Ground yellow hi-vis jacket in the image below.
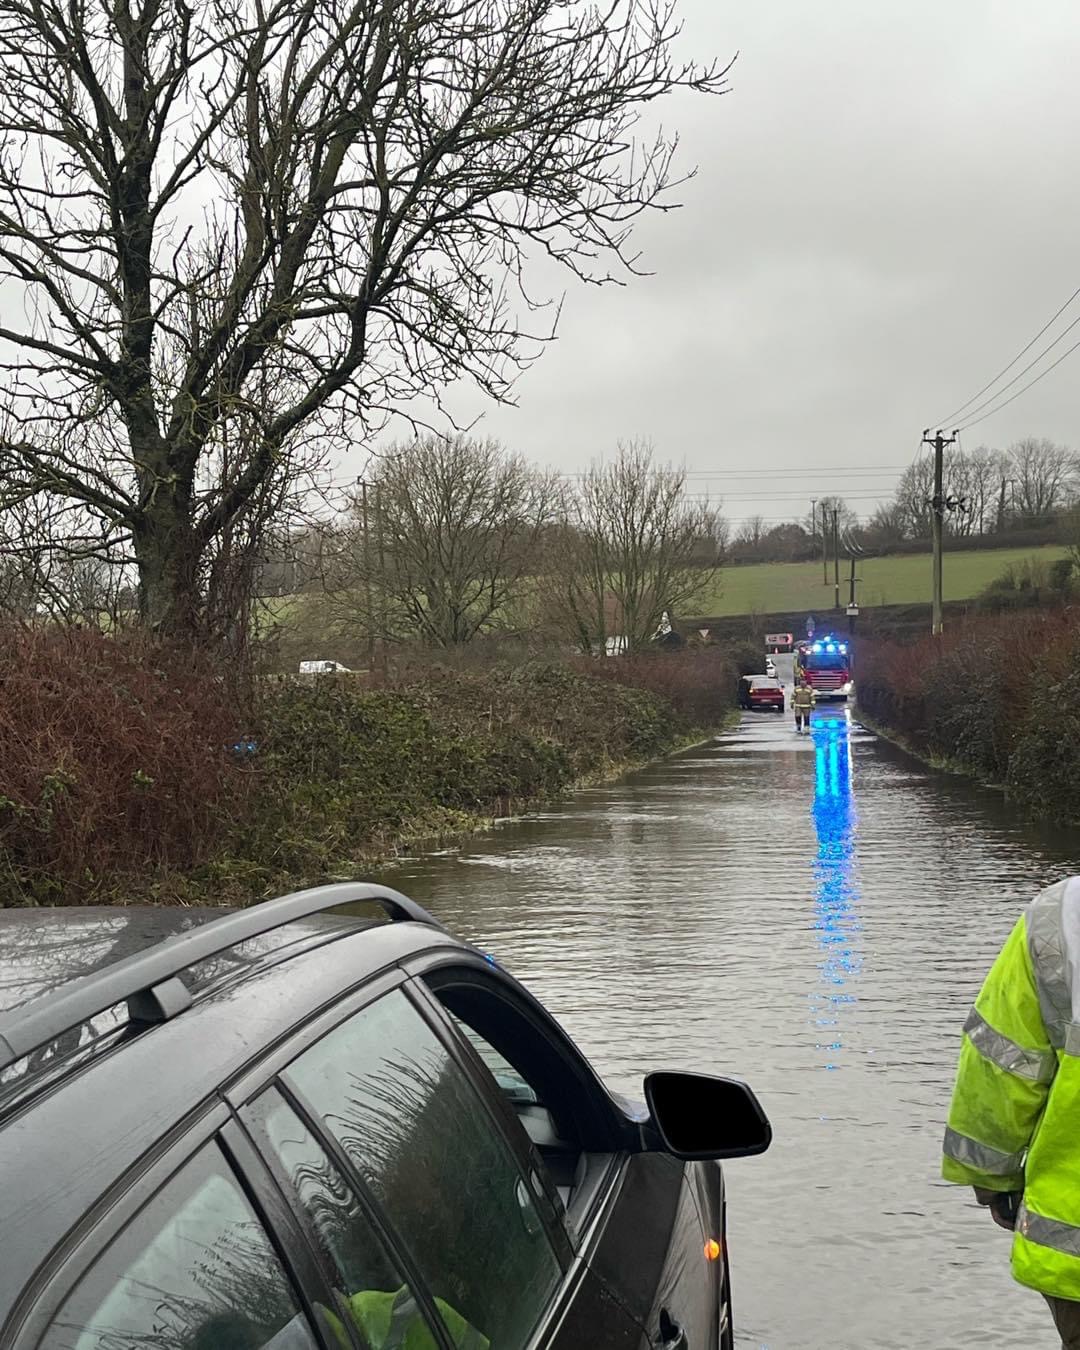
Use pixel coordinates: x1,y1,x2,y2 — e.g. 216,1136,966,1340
792,684,816,712
943,878,1080,1299
328,1287,489,1350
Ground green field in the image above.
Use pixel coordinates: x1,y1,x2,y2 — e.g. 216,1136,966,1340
695,544,1069,617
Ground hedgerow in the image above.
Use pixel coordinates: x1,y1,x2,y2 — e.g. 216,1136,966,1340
0,636,735,906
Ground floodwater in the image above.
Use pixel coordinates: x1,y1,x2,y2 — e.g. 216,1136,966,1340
375,705,1080,1349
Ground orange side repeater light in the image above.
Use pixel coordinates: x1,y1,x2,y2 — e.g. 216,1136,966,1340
704,1238,721,1263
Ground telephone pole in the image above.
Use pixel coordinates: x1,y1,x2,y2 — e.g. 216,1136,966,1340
923,428,958,636
832,508,840,610
357,478,375,670
811,497,817,576
821,502,828,582
375,482,388,677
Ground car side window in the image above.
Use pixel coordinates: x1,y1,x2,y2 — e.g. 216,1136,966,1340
431,996,587,1218
283,989,562,1349
247,1090,444,1350
39,1144,315,1350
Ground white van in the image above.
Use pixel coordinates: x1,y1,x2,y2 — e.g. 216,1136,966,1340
298,660,351,674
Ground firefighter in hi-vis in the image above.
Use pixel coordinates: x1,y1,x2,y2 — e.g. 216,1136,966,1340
791,678,815,733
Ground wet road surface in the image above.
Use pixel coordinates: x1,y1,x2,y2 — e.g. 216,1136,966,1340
376,707,1080,1349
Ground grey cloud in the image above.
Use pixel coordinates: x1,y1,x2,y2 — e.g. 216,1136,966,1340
378,0,1080,523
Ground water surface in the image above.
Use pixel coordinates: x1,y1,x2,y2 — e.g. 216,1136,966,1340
377,709,1080,1349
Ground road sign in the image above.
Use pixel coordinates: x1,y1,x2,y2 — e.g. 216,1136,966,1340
806,616,815,637
698,628,710,640
764,632,793,648
846,604,859,617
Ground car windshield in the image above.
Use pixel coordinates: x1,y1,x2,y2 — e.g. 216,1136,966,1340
803,652,847,670
750,678,780,688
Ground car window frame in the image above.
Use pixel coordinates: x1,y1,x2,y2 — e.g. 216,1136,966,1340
262,979,578,1348
400,980,576,1266
236,1082,457,1350
405,959,636,1240
221,967,408,1112
407,953,631,1154
227,964,574,1266
7,1106,335,1350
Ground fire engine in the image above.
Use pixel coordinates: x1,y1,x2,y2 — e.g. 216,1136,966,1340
793,635,853,700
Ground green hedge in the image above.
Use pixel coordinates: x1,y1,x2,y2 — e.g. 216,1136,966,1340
0,647,733,906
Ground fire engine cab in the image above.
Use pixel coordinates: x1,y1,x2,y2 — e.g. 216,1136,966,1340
794,635,853,700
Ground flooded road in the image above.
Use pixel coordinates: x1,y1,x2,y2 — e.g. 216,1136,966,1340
376,708,1080,1349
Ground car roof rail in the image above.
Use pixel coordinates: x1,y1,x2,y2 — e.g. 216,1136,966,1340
0,882,449,1076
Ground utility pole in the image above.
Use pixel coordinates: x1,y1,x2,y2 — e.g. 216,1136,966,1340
821,502,828,583
357,478,375,671
832,508,840,610
923,428,958,636
848,554,857,634
375,482,388,677
996,476,1011,534
810,499,820,577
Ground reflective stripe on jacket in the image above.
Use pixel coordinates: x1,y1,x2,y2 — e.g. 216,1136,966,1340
347,1288,489,1350
942,877,1080,1299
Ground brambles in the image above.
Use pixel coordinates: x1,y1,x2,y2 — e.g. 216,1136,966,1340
857,612,1080,823
0,636,736,905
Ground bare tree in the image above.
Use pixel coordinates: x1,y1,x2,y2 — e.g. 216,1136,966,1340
543,442,721,654
329,436,557,648
0,496,132,626
955,445,1005,536
735,514,766,547
804,496,858,541
0,0,728,641
1007,438,1077,521
864,500,906,547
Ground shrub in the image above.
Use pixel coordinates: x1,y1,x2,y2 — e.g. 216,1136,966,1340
0,628,248,904
0,639,737,905
858,611,1080,814
1050,557,1075,592
575,646,739,727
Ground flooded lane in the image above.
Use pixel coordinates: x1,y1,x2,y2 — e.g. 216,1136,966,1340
376,709,1080,1349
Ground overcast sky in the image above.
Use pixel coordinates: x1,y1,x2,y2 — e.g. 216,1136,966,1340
374,0,1080,530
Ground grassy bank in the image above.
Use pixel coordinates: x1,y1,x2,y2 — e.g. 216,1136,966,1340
857,612,1080,825
692,544,1069,616
0,632,737,907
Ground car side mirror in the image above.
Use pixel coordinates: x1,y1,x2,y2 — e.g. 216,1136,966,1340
643,1071,771,1160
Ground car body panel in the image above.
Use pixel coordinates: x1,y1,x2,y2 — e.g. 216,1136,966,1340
584,1152,717,1348
0,906,746,1350
0,920,452,1320
0,907,227,1015
738,676,785,711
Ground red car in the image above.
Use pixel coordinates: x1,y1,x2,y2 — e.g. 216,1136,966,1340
738,675,785,712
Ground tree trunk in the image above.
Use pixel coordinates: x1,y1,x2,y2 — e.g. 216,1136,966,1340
133,499,203,640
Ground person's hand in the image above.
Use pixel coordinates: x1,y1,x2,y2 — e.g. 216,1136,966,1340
973,1188,1021,1230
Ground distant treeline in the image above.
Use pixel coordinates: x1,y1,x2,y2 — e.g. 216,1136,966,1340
725,438,1080,566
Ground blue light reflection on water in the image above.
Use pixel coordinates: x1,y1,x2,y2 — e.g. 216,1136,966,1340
808,710,862,1069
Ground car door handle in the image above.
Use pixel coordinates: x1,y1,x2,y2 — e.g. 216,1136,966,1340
658,1308,689,1350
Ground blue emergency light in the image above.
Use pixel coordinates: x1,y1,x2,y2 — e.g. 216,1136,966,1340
825,644,835,653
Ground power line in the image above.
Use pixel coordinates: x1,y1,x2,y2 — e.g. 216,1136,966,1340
557,465,909,478
681,490,898,501
934,280,1080,427
958,332,1080,431
944,308,1080,429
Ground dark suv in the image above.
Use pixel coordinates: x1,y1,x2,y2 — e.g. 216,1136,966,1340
0,884,770,1350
